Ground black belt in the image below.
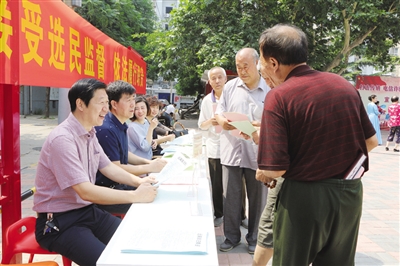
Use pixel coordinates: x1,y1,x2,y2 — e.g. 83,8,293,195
37,205,93,218
329,174,344,179
37,213,47,218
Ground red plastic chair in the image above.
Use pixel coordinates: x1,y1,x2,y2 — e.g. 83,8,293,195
0,262,59,266
111,213,125,219
1,217,72,266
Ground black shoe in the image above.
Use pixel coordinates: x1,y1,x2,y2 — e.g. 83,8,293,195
394,149,399,152
219,240,240,252
214,217,223,227
385,147,389,151
248,244,256,254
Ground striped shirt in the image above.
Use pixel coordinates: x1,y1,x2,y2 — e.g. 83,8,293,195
33,113,110,212
258,65,375,181
216,77,270,170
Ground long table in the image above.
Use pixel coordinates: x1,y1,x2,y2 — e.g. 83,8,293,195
97,150,218,266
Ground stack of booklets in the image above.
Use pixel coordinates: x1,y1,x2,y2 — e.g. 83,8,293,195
121,228,208,255
344,153,366,180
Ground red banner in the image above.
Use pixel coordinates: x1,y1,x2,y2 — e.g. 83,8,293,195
0,0,146,93
356,75,400,92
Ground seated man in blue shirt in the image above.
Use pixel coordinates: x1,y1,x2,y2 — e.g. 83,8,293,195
95,80,167,214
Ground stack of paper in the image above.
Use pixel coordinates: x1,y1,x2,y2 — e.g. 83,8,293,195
121,228,208,255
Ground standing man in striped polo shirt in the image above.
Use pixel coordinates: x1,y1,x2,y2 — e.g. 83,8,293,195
215,48,270,254
256,24,378,265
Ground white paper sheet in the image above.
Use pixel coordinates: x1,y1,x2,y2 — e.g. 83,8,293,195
121,229,208,255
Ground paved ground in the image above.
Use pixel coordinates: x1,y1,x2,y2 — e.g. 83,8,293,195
0,115,399,265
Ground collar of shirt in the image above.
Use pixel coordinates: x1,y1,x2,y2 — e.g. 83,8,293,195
107,112,128,132
285,65,313,81
211,89,217,103
237,76,269,94
67,113,96,138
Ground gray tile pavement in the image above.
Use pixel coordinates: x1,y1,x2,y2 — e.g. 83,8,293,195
0,116,398,265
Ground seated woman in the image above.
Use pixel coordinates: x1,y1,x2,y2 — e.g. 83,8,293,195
146,95,175,156
127,96,157,160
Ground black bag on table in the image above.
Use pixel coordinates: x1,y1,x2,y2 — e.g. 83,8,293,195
172,122,188,137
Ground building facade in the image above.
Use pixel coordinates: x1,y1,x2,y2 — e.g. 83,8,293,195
152,0,179,30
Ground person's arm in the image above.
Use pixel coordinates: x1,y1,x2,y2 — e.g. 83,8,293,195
73,182,157,204
215,114,237,131
159,123,171,132
372,104,380,116
154,134,175,145
200,117,220,130
366,134,378,152
255,169,286,188
198,96,212,130
126,152,167,174
128,151,151,165
155,123,169,136
99,161,156,187
146,118,158,145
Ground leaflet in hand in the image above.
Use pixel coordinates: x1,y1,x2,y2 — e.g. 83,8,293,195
229,120,256,138
223,112,256,138
223,112,249,122
121,228,208,255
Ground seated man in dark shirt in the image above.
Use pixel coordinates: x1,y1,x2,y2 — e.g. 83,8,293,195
95,80,167,214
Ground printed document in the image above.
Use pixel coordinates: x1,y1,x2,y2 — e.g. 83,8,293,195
153,151,192,187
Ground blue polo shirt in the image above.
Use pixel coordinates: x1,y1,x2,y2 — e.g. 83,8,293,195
95,112,128,187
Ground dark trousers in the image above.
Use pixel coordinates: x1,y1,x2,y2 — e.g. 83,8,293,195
222,165,266,246
273,178,363,266
387,126,400,143
208,159,247,219
36,204,121,266
208,158,224,218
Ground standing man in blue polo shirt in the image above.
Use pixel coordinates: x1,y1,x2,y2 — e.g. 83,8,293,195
95,80,167,214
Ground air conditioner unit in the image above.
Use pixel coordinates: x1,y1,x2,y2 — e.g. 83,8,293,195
71,0,82,7
165,14,170,18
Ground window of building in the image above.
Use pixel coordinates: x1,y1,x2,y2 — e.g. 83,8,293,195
389,47,399,56
166,7,173,13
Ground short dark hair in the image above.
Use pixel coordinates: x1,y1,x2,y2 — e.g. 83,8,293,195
391,96,399,102
131,96,150,121
106,80,136,110
368,94,377,101
68,78,107,112
259,24,308,65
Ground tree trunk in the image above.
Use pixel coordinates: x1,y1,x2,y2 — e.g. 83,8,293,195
44,87,50,118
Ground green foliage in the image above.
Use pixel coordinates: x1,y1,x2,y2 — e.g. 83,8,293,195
144,0,399,95
75,0,156,54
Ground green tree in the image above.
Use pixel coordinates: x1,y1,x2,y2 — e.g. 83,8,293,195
146,0,399,95
75,0,156,55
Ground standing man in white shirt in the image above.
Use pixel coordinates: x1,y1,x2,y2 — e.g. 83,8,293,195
215,48,271,254
198,66,227,227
